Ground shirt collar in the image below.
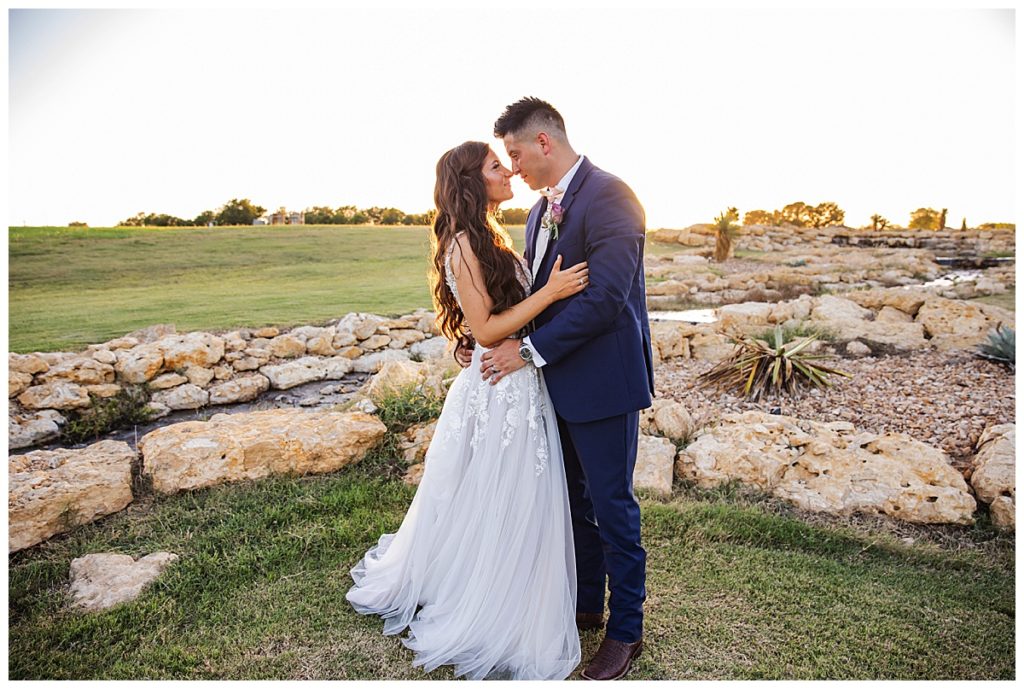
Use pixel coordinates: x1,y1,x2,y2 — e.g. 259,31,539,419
551,155,585,200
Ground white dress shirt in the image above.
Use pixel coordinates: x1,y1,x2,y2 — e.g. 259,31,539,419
523,155,584,368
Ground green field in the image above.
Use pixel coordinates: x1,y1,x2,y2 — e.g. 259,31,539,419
7,225,529,353
6,225,697,353
8,465,1014,680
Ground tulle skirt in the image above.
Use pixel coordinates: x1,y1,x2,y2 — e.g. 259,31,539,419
346,345,580,680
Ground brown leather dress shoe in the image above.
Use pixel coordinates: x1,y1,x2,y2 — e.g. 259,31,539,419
581,636,643,680
576,611,605,630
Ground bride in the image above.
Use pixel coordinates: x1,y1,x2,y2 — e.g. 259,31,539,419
345,141,589,680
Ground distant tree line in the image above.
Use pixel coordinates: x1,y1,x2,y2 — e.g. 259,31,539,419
115,198,534,228
740,202,1012,231
742,201,845,228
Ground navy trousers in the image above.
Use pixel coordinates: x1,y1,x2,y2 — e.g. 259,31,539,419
558,410,646,643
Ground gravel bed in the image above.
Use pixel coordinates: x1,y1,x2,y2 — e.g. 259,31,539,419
656,348,1015,469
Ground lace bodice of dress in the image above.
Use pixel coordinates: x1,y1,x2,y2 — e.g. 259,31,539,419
443,233,532,314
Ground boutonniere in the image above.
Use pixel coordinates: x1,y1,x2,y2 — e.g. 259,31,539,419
541,201,564,240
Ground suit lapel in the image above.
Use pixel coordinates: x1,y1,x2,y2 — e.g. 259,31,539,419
535,157,596,281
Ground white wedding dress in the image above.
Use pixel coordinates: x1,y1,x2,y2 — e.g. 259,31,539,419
346,242,581,680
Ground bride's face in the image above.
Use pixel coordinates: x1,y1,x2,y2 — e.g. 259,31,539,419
481,148,514,206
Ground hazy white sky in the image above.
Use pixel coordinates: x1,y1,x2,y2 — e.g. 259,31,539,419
6,5,1017,228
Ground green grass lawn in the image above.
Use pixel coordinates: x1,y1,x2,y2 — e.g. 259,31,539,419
8,463,1014,680
971,291,1016,312
7,225,526,353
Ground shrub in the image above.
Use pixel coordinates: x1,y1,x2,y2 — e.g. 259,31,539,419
976,325,1015,371
699,326,851,400
61,384,157,444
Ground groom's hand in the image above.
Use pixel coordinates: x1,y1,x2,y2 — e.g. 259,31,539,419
480,339,526,385
454,340,475,368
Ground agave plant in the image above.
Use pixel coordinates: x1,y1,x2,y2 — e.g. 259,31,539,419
699,325,851,401
976,324,1015,371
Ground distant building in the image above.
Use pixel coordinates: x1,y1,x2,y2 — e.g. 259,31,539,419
253,218,268,226
266,208,305,225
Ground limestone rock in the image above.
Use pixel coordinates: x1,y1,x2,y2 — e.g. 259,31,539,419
10,369,33,398
403,463,426,486
915,298,1003,349
38,357,115,386
718,302,773,329
322,356,355,379
876,305,913,323
85,383,122,398
69,552,179,612
9,353,50,375
410,336,450,361
846,340,872,356
89,349,118,365
151,384,209,410
398,420,437,464
634,435,675,496
114,343,164,383
305,330,338,356
268,334,307,359
252,326,279,338
810,295,873,322
360,360,432,403
8,439,135,552
260,357,329,389
184,365,216,387
8,407,65,450
352,349,412,374
17,381,92,410
388,329,427,349
677,411,976,524
360,334,392,351
336,313,388,341
970,424,1014,530
650,322,694,361
689,332,735,361
157,332,225,370
148,372,188,390
652,402,696,442
138,409,386,493
208,374,271,405
846,288,929,317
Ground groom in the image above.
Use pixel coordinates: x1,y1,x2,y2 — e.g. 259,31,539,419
478,97,655,680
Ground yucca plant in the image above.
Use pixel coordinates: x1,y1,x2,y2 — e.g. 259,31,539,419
699,325,851,401
976,324,1015,371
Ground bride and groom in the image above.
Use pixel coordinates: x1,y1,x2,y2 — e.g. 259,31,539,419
346,97,655,680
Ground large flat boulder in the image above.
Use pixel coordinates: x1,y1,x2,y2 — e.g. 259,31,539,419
9,440,135,552
677,411,976,525
138,409,386,493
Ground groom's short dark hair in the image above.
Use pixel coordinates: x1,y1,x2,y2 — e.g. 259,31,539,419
494,97,567,141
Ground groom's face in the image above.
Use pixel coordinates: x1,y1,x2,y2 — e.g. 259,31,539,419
502,132,548,191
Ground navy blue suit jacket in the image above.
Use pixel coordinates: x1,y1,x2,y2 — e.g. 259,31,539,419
525,157,655,423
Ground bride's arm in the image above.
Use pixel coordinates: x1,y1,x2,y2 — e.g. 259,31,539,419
450,234,588,348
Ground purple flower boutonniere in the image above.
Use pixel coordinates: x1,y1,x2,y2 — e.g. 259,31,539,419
542,202,564,240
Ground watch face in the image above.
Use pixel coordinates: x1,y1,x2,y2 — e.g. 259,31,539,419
519,345,532,361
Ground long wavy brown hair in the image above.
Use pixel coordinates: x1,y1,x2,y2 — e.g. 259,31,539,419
429,141,525,348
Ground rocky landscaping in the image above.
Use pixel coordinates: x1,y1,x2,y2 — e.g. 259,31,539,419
7,228,1016,613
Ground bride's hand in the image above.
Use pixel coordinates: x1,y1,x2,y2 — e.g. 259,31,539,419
543,255,589,302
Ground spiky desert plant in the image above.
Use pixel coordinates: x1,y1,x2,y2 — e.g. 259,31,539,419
699,325,851,400
976,324,1015,371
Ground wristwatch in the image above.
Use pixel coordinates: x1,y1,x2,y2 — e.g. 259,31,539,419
518,342,533,363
